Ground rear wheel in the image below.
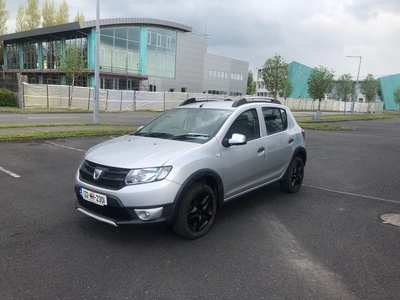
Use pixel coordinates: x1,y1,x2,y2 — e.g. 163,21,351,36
173,183,216,239
280,156,304,193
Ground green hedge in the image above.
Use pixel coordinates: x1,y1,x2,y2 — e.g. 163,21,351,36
0,88,15,107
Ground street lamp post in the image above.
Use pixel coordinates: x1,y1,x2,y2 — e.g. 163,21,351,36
346,55,362,114
93,0,100,123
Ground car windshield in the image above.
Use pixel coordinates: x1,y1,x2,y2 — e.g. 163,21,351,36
133,107,232,143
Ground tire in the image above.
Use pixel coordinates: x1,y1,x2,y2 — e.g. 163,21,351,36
279,156,304,193
172,182,216,239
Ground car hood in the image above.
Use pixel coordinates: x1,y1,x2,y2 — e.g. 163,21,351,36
85,135,200,168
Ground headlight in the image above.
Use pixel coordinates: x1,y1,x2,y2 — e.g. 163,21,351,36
125,166,172,185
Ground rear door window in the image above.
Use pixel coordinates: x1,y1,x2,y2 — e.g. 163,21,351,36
262,108,288,135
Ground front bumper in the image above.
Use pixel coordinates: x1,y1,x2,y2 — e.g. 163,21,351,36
75,185,176,226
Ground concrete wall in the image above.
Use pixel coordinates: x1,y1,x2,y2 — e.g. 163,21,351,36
148,32,207,93
147,32,248,96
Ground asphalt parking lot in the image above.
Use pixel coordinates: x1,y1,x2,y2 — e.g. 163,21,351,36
1,118,399,300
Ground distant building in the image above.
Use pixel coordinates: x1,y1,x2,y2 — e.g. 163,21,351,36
378,74,400,110
256,61,399,109
0,18,248,96
255,61,313,98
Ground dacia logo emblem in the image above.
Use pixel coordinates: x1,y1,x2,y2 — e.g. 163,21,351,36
93,168,103,180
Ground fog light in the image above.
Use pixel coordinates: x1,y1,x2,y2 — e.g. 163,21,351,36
134,207,163,221
138,211,151,220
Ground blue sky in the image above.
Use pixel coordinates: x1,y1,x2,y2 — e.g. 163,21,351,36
5,0,400,79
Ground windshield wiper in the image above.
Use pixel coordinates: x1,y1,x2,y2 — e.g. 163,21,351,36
172,133,210,140
134,132,173,139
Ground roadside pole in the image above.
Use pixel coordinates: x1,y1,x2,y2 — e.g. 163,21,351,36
93,0,100,123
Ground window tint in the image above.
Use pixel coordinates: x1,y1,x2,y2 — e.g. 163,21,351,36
262,108,287,135
226,109,260,141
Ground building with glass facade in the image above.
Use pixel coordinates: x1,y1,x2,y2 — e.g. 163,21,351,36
0,18,248,96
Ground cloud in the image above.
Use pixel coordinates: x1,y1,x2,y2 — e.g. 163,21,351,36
346,0,400,20
3,0,400,78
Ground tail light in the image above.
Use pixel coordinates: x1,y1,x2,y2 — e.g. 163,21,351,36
301,128,305,139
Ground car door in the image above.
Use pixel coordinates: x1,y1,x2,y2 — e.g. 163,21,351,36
262,107,293,181
219,109,267,199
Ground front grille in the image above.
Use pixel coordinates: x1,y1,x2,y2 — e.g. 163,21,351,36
79,160,129,190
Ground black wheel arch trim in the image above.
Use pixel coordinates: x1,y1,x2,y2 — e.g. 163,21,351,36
293,146,307,166
170,169,224,221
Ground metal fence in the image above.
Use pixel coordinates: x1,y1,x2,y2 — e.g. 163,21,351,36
20,83,384,113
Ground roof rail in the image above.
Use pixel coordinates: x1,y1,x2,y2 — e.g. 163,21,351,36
180,97,233,106
231,97,281,107
180,98,197,106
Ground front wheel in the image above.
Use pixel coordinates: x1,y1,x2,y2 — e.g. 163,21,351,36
172,183,216,239
279,156,304,193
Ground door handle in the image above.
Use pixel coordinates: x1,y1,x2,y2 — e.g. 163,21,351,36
288,138,294,144
257,147,265,153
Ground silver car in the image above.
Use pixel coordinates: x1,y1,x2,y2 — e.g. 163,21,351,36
75,97,307,239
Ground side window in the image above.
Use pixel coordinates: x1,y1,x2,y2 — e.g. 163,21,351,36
280,108,288,130
262,108,287,135
226,109,260,141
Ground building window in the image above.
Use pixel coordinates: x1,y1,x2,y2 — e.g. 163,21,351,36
42,40,61,70
100,26,140,75
114,50,119,64
147,32,151,45
6,44,20,69
146,27,176,78
100,48,105,62
157,34,162,46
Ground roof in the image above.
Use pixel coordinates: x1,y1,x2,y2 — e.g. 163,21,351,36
0,18,192,42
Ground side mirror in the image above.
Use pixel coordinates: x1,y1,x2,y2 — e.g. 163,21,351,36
222,133,247,147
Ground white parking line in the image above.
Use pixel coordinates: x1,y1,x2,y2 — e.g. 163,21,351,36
0,166,21,178
46,141,86,152
304,184,400,205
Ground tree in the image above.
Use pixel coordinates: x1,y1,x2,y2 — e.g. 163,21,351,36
59,41,88,107
307,66,335,111
336,73,354,114
393,86,400,114
42,0,56,27
360,74,379,113
55,0,69,25
0,0,9,35
15,4,27,32
279,79,293,103
246,70,256,95
25,0,41,30
0,0,9,66
261,54,289,99
74,12,85,22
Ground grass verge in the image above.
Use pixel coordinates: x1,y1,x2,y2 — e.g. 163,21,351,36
0,127,136,142
0,122,133,129
296,111,399,123
295,111,399,130
297,123,351,131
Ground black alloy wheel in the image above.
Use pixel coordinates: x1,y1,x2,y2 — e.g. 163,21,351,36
280,156,304,193
173,183,216,239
